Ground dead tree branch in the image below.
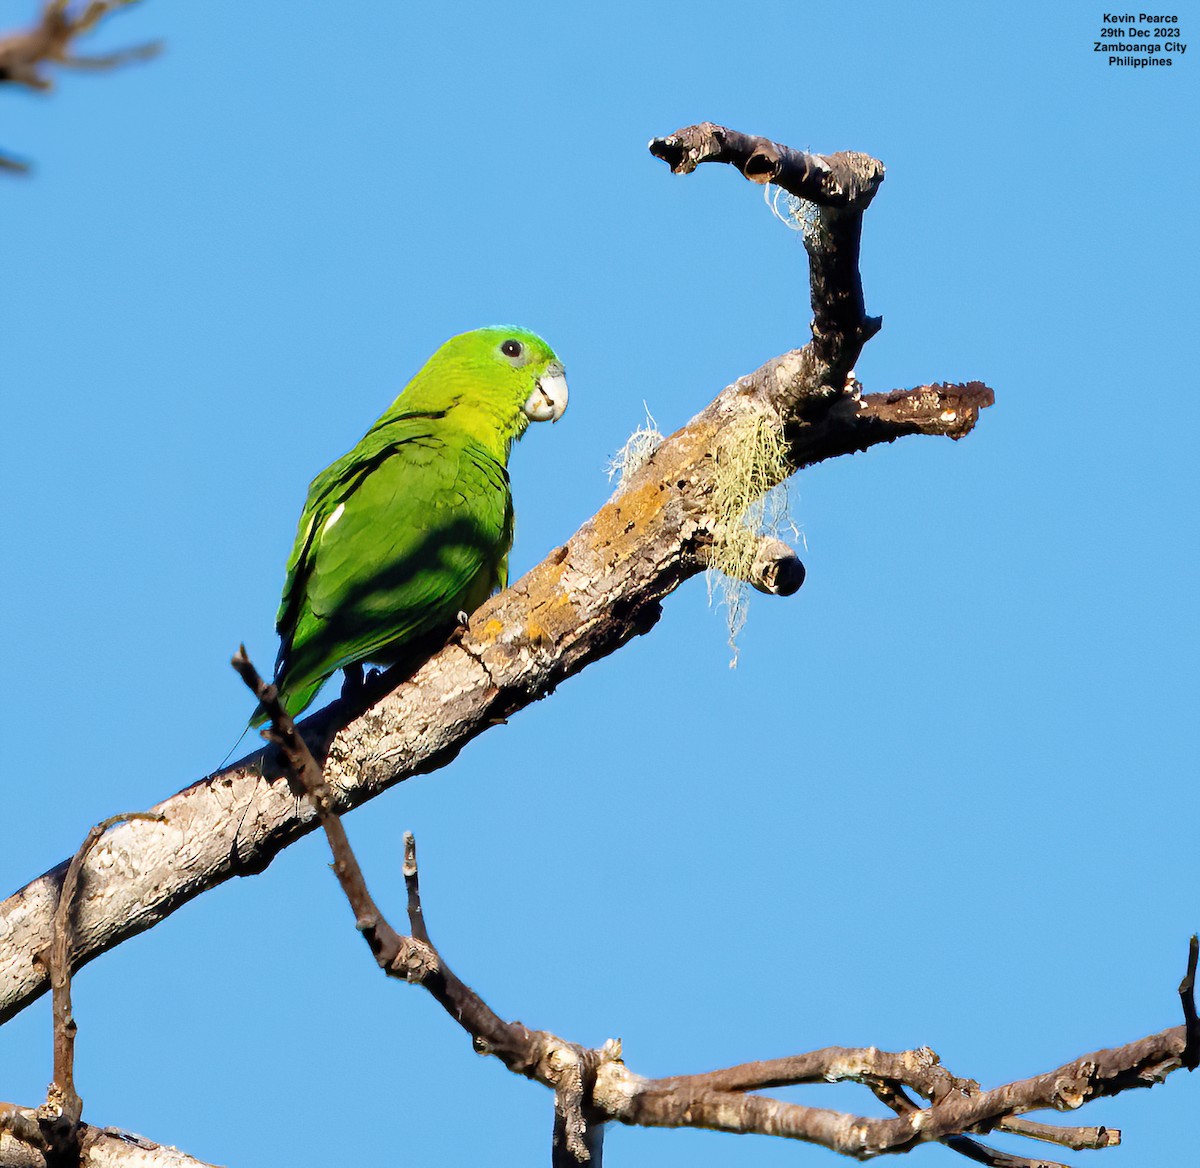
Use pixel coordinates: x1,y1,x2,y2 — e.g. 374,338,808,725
40,814,163,1163
0,1,160,171
0,814,213,1168
240,659,1194,1164
649,121,885,378
0,1114,219,1168
0,125,993,1025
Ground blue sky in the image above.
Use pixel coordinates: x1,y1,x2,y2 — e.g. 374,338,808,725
1,2,1197,1165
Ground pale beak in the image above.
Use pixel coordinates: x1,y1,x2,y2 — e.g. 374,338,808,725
523,362,568,423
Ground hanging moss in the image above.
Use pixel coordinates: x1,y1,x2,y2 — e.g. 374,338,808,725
706,410,796,665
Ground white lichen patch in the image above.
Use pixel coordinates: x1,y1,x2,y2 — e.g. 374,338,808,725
706,409,800,665
764,181,824,247
606,405,663,490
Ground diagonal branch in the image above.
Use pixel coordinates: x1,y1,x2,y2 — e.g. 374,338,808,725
0,126,993,1026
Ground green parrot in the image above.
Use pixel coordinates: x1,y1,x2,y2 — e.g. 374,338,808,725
257,326,568,723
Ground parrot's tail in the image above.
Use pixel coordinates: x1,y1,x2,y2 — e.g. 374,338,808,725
249,675,325,729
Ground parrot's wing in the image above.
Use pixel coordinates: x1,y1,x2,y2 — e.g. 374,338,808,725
276,415,512,684
274,419,420,643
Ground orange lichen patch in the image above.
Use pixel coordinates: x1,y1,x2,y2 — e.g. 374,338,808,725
540,590,577,627
523,621,556,651
524,585,579,642
522,549,573,597
479,619,504,642
591,476,671,551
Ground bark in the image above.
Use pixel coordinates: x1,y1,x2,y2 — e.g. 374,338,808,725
0,1114,217,1168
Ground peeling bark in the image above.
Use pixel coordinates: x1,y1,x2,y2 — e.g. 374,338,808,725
0,1119,218,1168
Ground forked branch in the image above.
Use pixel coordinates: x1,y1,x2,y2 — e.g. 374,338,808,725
0,813,217,1168
240,647,1195,1165
0,1,160,171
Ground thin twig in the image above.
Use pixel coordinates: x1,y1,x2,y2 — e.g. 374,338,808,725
0,0,160,91
402,832,430,947
997,1115,1119,1151
0,0,160,172
231,647,414,973
867,1080,1073,1168
37,812,165,1163
868,1075,1099,1166
234,648,613,1161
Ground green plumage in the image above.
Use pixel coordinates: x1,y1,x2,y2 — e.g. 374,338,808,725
259,326,567,723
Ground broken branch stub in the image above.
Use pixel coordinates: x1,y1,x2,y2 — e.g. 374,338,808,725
650,122,885,378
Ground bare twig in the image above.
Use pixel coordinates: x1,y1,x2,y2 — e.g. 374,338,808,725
864,1081,1027,1168
237,648,611,1162
867,1079,1104,1168
996,1115,1119,1151
33,813,164,1164
0,0,160,172
0,1,159,91
402,832,430,947
231,647,419,975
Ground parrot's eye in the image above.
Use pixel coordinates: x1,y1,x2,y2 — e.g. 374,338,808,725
501,339,523,359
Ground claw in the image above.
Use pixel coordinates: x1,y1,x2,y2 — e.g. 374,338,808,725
341,662,365,698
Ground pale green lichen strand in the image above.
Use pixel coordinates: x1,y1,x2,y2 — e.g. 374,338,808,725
706,410,795,664
606,406,664,489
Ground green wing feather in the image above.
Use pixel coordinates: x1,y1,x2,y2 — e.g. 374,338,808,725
268,413,512,719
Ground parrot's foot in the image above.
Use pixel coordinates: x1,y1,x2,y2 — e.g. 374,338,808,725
456,609,470,627
341,663,365,700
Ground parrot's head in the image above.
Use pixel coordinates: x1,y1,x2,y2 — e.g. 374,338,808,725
396,326,568,459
